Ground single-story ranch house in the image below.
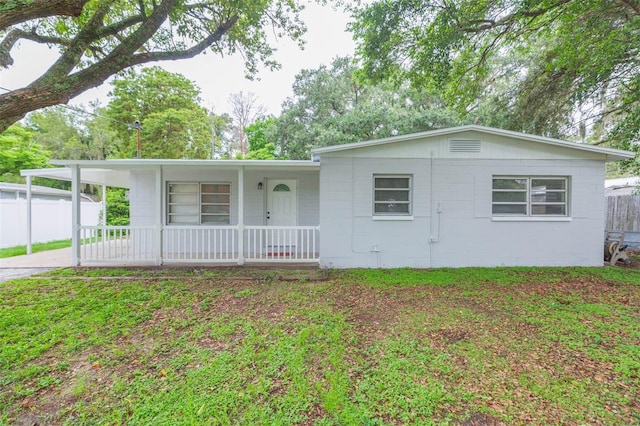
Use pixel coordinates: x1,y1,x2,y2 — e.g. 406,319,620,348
27,125,634,267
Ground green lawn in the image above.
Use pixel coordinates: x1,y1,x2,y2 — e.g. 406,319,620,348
0,239,72,258
1,267,639,425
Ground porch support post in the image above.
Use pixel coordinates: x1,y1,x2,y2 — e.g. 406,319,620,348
26,175,32,255
237,167,245,265
71,165,81,266
101,185,107,225
25,175,31,254
155,166,163,265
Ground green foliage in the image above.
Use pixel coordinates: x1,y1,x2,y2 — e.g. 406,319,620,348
351,0,640,170
105,188,130,226
0,124,51,182
27,105,114,160
245,117,277,159
106,67,213,159
270,56,461,159
343,266,640,288
209,112,234,159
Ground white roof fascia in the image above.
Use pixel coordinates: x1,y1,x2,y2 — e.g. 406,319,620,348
310,125,636,161
21,167,131,188
50,159,319,169
0,182,72,197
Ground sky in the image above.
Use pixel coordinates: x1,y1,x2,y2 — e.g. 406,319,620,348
0,2,357,117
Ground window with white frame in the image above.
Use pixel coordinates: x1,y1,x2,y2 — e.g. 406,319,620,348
373,175,412,215
492,177,568,216
167,182,231,224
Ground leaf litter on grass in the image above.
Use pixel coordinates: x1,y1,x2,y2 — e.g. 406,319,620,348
1,267,639,425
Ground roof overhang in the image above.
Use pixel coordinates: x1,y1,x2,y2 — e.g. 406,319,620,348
0,182,73,197
21,167,131,188
21,159,320,188
20,167,129,188
311,125,636,162
50,159,320,171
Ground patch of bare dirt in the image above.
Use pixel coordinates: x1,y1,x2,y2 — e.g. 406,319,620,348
332,285,415,343
13,354,111,426
460,412,505,426
510,277,639,306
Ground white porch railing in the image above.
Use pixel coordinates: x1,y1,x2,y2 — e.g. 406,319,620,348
245,226,319,262
80,226,155,262
78,225,319,264
163,226,238,262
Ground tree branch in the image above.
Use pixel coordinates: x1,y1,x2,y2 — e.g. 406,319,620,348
0,29,68,67
126,15,238,65
459,0,571,33
95,14,146,38
0,0,89,30
33,0,117,84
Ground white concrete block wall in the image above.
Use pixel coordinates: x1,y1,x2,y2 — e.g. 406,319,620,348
320,156,607,268
320,157,433,268
129,170,156,227
127,168,320,256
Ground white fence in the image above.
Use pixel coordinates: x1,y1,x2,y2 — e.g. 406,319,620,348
163,226,238,262
80,226,155,262
0,199,102,248
245,226,319,262
77,225,320,264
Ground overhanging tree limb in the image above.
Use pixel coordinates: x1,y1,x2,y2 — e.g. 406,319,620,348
0,0,89,30
0,0,308,133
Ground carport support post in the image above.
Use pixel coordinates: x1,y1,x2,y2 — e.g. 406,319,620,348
101,185,107,225
71,166,81,266
155,166,163,265
237,167,245,265
26,175,32,255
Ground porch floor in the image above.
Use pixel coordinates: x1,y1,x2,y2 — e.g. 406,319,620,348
0,246,319,269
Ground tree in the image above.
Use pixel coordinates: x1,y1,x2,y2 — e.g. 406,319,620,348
83,105,118,160
228,91,266,157
105,188,129,226
0,0,309,133
245,118,277,159
105,67,212,158
25,103,117,162
350,0,640,170
27,106,83,159
209,111,234,159
270,56,460,159
0,124,51,182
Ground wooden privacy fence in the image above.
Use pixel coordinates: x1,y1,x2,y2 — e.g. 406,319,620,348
606,196,640,231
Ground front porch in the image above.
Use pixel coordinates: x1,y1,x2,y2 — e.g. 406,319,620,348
79,225,320,264
23,159,321,266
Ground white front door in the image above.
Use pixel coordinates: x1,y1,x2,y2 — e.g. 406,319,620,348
265,179,298,255
266,179,297,226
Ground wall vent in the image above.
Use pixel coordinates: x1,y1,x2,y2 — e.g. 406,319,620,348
449,139,481,153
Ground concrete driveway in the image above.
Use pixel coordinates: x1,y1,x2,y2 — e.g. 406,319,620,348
0,247,72,282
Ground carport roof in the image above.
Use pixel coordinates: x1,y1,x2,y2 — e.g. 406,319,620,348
21,159,319,188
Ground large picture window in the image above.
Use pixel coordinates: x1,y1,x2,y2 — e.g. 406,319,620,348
373,175,412,215
492,177,568,216
167,182,230,224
